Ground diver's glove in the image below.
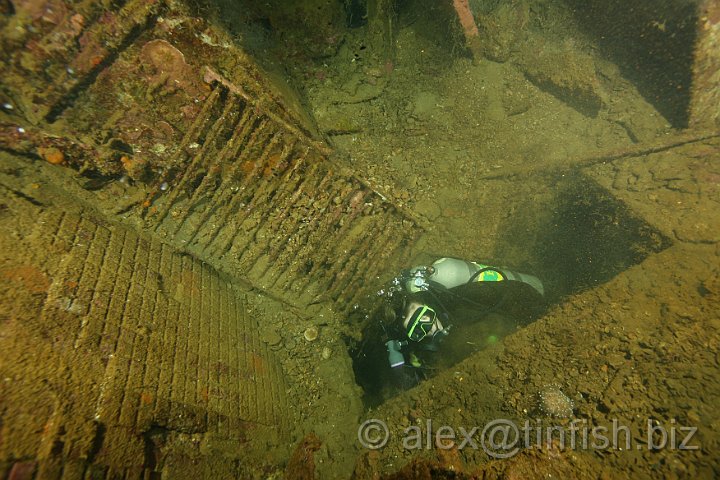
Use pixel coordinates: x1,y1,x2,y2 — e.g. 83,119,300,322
422,324,452,352
438,324,453,338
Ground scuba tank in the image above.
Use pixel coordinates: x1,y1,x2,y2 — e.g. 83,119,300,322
403,257,544,297
381,258,544,389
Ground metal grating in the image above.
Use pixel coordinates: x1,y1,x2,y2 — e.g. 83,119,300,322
145,69,423,309
0,0,425,312
0,187,292,478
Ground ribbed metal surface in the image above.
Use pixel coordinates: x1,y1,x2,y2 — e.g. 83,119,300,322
146,70,422,309
0,180,291,479
0,0,424,311
1,0,163,124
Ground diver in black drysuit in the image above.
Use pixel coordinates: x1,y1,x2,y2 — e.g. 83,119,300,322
383,257,545,390
385,295,451,389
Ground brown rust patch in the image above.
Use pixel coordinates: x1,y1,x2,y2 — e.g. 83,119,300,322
37,146,65,165
1,265,51,294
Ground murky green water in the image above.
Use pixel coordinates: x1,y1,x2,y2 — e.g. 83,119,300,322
1,0,718,478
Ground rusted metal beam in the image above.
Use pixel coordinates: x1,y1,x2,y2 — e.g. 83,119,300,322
690,0,720,129
478,130,720,181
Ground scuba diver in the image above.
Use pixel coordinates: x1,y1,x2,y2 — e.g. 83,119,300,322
383,257,544,389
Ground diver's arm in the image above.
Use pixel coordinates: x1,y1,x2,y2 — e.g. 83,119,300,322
391,364,419,390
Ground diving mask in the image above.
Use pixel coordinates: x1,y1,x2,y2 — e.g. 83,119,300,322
405,305,438,342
